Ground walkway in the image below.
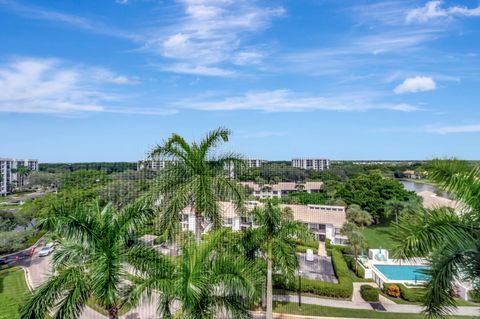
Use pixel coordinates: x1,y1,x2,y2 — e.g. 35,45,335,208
273,294,480,316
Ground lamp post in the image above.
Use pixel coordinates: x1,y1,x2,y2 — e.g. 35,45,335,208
298,270,303,309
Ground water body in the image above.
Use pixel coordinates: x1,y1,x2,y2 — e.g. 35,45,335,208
400,180,450,198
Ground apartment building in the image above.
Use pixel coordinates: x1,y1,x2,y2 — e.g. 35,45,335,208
180,201,347,244
137,160,169,171
245,159,266,168
292,158,330,171
0,158,39,196
241,181,323,199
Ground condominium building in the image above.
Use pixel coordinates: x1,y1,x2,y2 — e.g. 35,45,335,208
292,158,330,171
137,160,169,171
241,181,323,199
245,159,266,168
180,201,347,244
0,158,39,196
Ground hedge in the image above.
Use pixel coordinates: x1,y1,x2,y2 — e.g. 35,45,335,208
468,290,480,303
384,283,426,303
296,245,317,254
273,248,353,299
360,285,379,302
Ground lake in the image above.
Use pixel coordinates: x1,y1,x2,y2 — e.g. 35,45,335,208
400,180,449,198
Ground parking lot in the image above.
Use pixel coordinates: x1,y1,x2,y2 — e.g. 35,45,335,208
297,254,338,283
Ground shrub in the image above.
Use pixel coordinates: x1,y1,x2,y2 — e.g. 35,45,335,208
273,248,353,299
360,285,379,302
469,290,480,303
398,284,426,302
386,284,401,298
296,245,317,254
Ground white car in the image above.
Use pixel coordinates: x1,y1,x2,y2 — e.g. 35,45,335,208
38,246,54,257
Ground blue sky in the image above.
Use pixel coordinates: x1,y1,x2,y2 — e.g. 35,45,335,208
0,0,479,162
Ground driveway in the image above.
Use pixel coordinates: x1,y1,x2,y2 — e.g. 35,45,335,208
21,244,160,319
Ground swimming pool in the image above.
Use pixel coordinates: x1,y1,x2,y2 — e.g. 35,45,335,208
374,264,430,281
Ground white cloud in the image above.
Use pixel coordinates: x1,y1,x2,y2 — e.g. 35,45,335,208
394,76,436,94
162,63,235,77
175,89,420,113
426,124,480,134
0,0,139,40
144,0,285,76
406,1,480,23
0,57,154,115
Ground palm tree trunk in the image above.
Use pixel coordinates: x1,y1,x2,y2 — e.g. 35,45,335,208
195,212,203,242
266,258,273,319
108,306,119,319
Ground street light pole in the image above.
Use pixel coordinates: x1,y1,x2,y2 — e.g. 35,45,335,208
298,270,302,309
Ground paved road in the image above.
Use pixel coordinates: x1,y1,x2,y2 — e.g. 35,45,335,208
21,245,159,319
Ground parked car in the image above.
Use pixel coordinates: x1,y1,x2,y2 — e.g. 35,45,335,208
38,246,54,257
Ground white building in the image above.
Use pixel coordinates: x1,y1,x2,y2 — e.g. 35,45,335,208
241,181,323,199
137,160,169,171
0,158,39,196
181,201,347,244
292,158,330,171
245,159,266,168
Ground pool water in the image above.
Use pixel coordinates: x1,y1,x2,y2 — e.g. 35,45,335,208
374,264,430,281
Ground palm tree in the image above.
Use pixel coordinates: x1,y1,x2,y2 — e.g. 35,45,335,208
149,127,246,242
129,229,262,319
393,159,480,318
20,198,167,319
384,198,405,223
341,222,366,272
244,201,310,319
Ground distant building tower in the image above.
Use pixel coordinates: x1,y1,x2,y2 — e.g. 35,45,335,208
245,159,266,168
0,158,39,196
137,160,168,171
292,158,330,171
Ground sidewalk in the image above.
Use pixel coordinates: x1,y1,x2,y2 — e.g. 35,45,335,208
273,294,480,316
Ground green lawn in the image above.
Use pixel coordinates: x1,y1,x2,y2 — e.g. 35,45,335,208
363,224,397,250
0,267,30,319
273,301,478,319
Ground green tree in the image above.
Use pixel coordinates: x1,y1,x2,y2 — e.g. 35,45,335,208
129,229,261,319
393,159,480,318
149,127,246,242
20,198,165,319
346,204,373,228
245,201,310,319
341,222,366,271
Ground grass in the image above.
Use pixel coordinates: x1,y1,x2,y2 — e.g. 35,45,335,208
273,301,478,319
381,292,479,307
0,267,30,319
363,223,396,250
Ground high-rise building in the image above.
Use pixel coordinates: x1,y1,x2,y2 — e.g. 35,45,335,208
0,158,39,196
292,158,330,171
245,159,266,168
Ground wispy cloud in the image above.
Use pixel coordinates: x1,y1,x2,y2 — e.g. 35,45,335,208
394,76,436,94
0,0,139,40
174,89,420,113
426,124,480,134
406,1,480,23
0,57,170,115
143,0,285,76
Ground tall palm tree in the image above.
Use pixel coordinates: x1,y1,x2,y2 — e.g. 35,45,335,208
149,127,246,242
244,202,310,319
20,198,168,319
129,229,262,319
393,159,480,318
